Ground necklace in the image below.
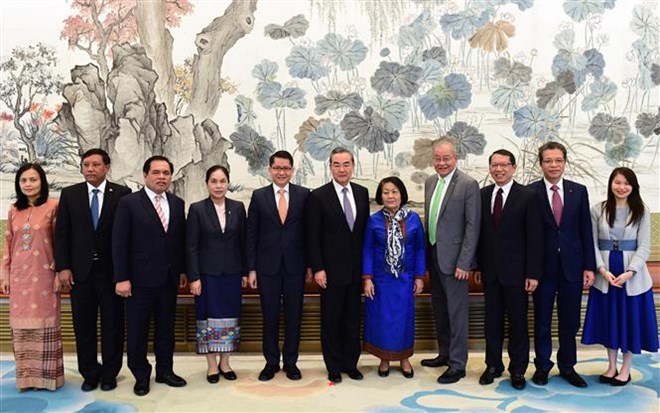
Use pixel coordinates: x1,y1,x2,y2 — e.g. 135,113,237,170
21,207,34,251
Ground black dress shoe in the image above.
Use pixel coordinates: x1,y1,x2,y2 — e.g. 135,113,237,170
220,369,237,380
155,372,187,387
610,374,631,386
133,380,150,396
283,364,302,380
377,368,390,377
81,378,99,392
437,367,465,384
402,368,414,379
560,370,587,388
328,371,342,383
511,374,526,390
207,373,220,384
100,378,117,391
347,369,363,380
599,370,618,384
258,364,280,381
479,366,504,385
532,368,549,385
421,355,449,368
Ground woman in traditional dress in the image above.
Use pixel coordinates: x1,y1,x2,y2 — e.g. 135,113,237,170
362,176,425,378
186,165,247,383
582,167,658,386
1,163,63,391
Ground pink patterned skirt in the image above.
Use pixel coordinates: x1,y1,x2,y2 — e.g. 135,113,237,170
12,327,65,391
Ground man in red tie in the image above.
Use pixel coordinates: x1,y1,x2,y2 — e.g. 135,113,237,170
475,149,542,390
528,142,596,388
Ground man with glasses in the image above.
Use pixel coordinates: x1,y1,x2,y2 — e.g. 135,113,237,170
529,141,596,388
247,150,311,381
422,137,480,384
475,149,542,390
307,147,369,383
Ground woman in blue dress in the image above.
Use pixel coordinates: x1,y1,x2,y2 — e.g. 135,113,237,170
582,167,658,386
363,176,426,378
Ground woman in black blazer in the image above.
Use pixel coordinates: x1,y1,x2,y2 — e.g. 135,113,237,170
186,165,247,384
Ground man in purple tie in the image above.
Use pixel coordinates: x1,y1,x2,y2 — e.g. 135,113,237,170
306,147,369,384
528,142,596,388
475,149,542,390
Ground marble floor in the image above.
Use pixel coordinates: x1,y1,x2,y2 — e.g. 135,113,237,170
1,351,658,412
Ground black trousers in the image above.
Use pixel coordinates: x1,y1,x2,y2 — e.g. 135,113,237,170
258,263,305,366
483,281,530,375
70,262,124,382
125,283,177,381
320,282,362,374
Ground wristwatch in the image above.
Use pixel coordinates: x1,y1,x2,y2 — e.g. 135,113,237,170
628,269,637,276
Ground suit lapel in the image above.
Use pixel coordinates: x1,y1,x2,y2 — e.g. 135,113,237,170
97,182,117,230
266,186,282,225
75,183,94,231
139,189,166,233
535,180,556,227
204,197,223,233
438,171,458,219
500,182,520,223
560,180,576,228
326,183,350,230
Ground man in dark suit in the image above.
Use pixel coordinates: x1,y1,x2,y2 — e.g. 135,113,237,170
306,147,369,384
55,148,130,392
422,137,481,384
476,149,543,390
113,156,187,396
529,141,596,388
247,150,310,381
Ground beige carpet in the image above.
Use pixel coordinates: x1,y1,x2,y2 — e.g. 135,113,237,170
1,351,658,412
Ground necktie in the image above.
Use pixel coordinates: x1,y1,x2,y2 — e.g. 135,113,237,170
493,188,503,228
91,188,100,230
428,177,445,245
342,187,355,231
278,188,287,224
551,185,563,226
155,194,168,232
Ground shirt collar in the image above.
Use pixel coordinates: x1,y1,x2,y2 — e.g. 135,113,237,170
437,168,456,184
543,177,564,192
332,180,351,194
495,179,514,194
86,180,107,194
273,183,290,195
144,186,165,201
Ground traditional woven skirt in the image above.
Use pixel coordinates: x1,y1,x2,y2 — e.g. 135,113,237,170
195,273,242,353
12,327,64,391
363,272,415,361
582,250,659,354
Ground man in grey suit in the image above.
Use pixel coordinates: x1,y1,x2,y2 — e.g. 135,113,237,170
422,136,481,384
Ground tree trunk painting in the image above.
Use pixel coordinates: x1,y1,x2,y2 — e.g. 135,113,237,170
187,0,258,121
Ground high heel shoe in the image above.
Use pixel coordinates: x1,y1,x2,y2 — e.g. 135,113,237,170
402,368,414,379
610,374,631,386
377,368,390,377
207,373,220,383
219,364,237,380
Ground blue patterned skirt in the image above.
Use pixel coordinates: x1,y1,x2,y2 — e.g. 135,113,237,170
581,251,658,354
195,273,242,353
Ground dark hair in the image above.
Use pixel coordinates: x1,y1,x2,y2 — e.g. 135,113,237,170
81,148,111,165
602,167,644,227
488,149,516,166
143,156,174,174
538,141,567,164
205,165,230,183
375,176,409,206
270,150,294,167
329,147,354,164
14,163,49,210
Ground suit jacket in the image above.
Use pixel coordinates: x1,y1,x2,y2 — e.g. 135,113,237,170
246,184,309,276
186,197,247,281
112,189,186,288
55,181,131,283
424,169,481,274
306,181,369,286
478,182,543,286
529,179,596,282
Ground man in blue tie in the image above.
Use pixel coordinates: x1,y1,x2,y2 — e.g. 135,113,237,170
55,148,131,392
307,147,369,383
529,141,596,388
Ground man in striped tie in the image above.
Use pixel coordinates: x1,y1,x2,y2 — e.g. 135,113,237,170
113,156,188,396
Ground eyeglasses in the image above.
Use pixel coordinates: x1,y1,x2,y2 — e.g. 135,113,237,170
433,156,455,164
489,163,512,169
270,166,293,172
542,158,565,165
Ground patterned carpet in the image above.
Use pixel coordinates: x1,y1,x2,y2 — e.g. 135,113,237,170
1,351,658,412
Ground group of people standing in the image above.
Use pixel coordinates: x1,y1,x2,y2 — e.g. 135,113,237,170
1,138,656,396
